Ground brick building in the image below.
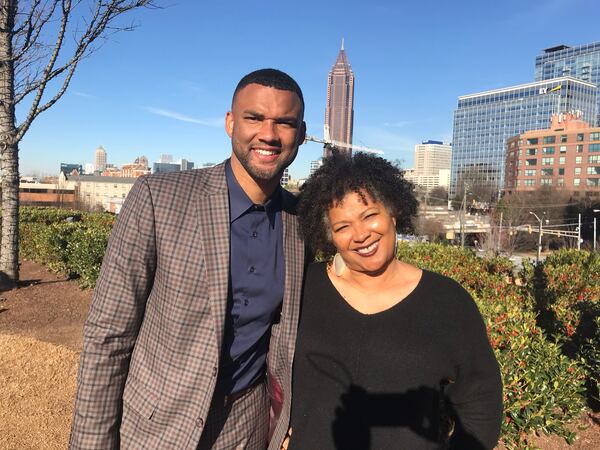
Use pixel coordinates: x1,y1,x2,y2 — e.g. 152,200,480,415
505,112,600,198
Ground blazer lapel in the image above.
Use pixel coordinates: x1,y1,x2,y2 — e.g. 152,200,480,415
280,196,304,364
195,163,230,356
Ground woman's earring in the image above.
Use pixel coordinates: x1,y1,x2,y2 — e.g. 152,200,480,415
333,253,346,276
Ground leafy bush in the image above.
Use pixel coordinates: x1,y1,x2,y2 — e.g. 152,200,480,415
19,207,114,286
537,250,600,339
66,226,111,288
397,243,587,448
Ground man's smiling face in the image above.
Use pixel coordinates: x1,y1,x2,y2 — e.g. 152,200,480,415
226,83,305,183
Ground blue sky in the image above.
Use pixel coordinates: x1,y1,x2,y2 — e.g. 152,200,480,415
19,0,600,179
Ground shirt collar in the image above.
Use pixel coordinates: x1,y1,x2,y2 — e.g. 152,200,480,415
225,159,282,224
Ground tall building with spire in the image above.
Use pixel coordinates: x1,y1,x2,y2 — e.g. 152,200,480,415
324,39,355,157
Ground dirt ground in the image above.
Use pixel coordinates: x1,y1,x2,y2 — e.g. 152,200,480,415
0,259,598,449
0,259,91,450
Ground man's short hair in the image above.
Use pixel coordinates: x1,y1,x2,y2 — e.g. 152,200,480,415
232,68,304,112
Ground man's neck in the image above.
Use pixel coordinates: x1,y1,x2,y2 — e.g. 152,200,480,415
229,160,280,204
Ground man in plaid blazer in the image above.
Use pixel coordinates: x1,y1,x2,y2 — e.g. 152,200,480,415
70,69,307,449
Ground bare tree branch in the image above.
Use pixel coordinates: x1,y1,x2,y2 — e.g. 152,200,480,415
14,0,155,141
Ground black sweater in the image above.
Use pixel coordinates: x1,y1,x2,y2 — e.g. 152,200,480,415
289,263,503,450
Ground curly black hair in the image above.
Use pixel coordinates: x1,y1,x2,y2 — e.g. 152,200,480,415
298,152,418,258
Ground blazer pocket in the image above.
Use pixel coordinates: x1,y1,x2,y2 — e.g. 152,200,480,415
123,377,159,420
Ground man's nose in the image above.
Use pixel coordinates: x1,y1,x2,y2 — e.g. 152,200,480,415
258,120,278,142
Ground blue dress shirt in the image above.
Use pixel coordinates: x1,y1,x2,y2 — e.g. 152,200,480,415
216,160,285,395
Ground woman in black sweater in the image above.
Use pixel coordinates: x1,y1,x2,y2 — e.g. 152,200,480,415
285,153,502,450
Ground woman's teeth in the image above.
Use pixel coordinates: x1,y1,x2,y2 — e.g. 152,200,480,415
356,241,378,254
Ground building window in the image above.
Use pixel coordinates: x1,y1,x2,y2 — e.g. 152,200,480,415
541,168,554,176
558,168,565,175
574,178,581,186
540,179,553,185
542,157,554,165
577,133,584,142
524,179,535,187
575,167,582,175
560,135,568,143
559,156,566,165
577,144,584,153
589,155,600,164
587,178,600,187
559,146,567,153
526,138,538,145
590,132,600,141
558,178,565,186
525,169,536,176
543,136,556,144
542,147,555,154
576,156,583,164
526,159,537,166
527,148,537,155
590,144,600,152
587,166,600,175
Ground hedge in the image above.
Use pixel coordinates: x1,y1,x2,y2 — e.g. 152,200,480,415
397,243,588,448
20,207,114,287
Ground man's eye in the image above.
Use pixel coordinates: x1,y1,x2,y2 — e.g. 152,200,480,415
333,225,348,232
245,116,260,122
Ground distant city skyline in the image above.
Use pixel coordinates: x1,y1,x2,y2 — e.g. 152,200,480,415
18,1,600,179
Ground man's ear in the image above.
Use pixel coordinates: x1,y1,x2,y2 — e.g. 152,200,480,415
298,121,307,145
225,111,234,138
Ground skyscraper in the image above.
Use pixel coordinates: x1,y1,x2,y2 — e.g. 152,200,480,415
451,77,597,198
404,141,452,192
324,39,355,157
414,141,452,177
94,146,107,172
535,42,600,125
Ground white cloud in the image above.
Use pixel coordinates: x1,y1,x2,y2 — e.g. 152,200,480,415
383,120,416,128
73,91,96,99
145,107,223,127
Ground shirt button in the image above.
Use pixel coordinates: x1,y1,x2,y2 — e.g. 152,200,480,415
252,231,258,238
212,366,217,377
249,266,255,273
196,417,204,428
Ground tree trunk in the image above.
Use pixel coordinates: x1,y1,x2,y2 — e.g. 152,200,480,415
0,1,19,288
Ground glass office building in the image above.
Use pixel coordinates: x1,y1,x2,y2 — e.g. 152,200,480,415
535,42,600,125
451,77,597,198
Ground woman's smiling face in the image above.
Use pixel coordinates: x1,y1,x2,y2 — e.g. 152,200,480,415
328,190,397,275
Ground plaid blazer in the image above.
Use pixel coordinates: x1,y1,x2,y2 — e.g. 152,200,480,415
69,162,305,450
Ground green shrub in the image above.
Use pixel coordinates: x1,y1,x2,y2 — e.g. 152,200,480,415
19,207,114,286
537,250,600,339
397,243,587,447
66,226,111,288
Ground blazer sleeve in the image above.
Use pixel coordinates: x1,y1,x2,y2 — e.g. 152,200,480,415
445,287,503,450
69,176,157,449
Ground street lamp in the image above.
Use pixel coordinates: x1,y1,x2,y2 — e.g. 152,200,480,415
594,209,600,252
530,211,543,263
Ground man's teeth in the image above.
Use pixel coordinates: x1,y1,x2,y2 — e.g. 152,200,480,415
356,241,378,254
255,149,277,156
